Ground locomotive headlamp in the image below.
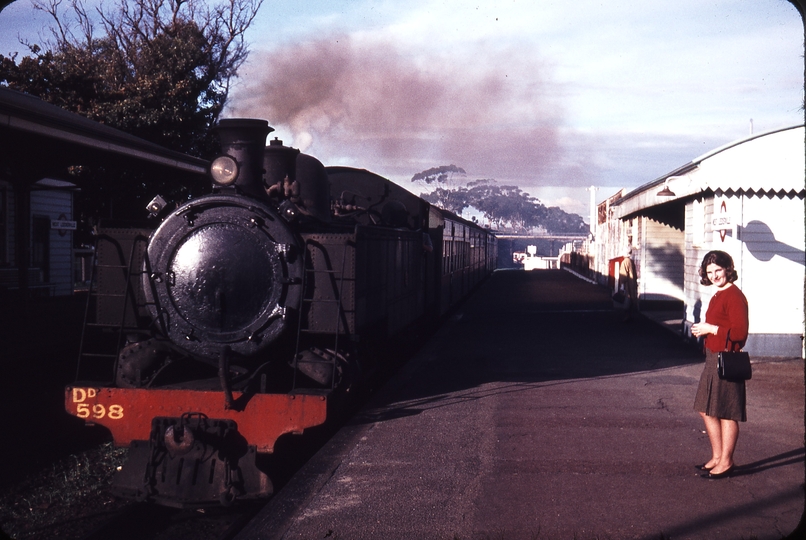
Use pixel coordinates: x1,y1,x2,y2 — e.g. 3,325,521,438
146,194,168,217
210,155,239,186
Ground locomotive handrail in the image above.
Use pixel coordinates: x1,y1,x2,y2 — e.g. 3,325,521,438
114,233,150,385
331,242,350,388
76,232,150,383
292,238,351,391
76,238,102,381
292,240,312,390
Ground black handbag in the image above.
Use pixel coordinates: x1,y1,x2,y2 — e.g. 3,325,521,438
717,351,752,380
717,333,752,381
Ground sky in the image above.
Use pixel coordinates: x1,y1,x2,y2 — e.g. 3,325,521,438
1,0,803,220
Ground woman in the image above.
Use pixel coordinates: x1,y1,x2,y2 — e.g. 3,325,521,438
691,250,749,479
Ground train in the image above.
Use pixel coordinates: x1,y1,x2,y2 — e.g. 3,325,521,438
64,118,497,507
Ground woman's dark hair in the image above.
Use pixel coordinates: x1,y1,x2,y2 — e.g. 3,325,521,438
699,250,738,285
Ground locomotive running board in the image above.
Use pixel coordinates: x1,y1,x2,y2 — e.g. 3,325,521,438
65,386,328,453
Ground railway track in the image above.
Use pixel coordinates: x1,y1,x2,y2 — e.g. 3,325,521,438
77,501,264,540
1,299,437,540
70,419,339,540
61,365,389,538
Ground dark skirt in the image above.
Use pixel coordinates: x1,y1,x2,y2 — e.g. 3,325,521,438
694,349,747,422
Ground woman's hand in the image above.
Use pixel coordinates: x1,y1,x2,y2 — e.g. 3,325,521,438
691,322,718,337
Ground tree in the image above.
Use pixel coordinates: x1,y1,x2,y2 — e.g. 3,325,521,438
542,205,588,234
416,167,588,234
1,0,263,243
411,164,466,188
0,0,262,156
421,186,470,216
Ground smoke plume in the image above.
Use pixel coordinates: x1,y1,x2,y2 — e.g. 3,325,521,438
229,34,565,185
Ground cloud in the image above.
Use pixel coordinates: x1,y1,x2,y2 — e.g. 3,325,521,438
544,196,588,216
222,0,802,213
228,33,565,184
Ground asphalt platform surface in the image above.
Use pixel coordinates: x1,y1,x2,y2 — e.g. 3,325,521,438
237,269,805,540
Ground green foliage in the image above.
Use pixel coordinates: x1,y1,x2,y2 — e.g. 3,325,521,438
421,186,470,215
0,0,261,234
0,0,262,157
411,164,466,185
542,205,588,234
417,166,587,234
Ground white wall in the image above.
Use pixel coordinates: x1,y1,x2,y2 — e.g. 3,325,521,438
738,194,805,355
685,192,804,357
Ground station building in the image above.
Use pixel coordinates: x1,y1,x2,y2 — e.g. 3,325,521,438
591,125,805,358
0,87,208,299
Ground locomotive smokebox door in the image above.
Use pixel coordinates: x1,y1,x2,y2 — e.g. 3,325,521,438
144,195,303,359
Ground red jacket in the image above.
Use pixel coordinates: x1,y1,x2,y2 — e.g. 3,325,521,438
704,284,749,353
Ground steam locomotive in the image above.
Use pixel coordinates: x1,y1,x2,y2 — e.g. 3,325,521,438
65,118,497,507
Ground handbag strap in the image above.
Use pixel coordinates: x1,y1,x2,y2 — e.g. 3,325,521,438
724,330,741,352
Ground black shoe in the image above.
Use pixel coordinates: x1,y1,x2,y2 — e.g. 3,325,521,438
702,465,734,479
695,463,715,471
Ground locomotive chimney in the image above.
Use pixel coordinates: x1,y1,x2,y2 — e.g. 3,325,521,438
214,119,273,200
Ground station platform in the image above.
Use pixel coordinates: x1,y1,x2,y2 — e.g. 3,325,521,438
236,269,805,540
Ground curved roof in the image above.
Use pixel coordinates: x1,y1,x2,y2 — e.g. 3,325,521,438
615,125,804,217
690,125,804,192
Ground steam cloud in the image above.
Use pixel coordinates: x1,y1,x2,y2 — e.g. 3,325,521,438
229,34,566,186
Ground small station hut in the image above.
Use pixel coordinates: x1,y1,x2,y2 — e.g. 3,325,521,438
594,125,804,358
